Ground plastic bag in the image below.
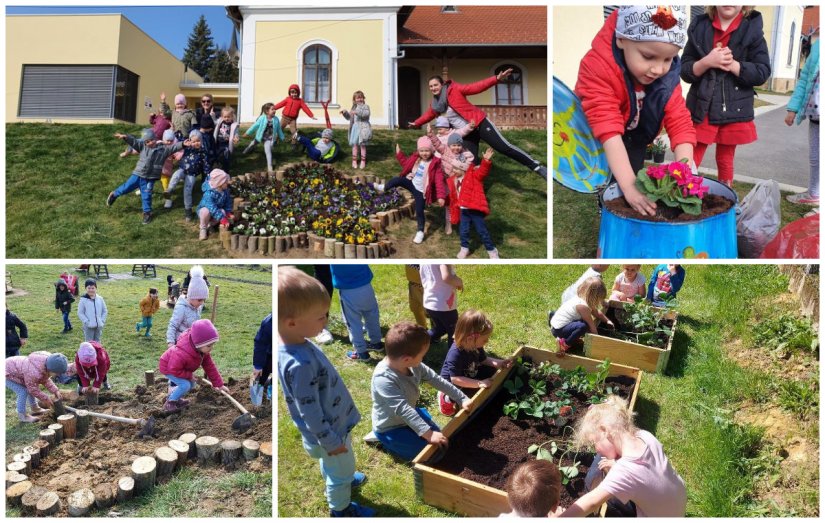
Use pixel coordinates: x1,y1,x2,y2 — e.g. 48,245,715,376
759,213,819,259
736,180,780,258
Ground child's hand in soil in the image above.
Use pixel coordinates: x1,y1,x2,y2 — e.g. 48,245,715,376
598,457,615,473
39,397,53,408
500,358,514,369
622,183,657,216
424,430,449,448
327,443,349,456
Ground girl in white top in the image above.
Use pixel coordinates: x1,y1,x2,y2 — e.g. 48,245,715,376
609,265,646,302
419,264,463,349
550,277,613,353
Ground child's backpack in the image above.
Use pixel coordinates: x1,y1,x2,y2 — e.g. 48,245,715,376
59,272,78,295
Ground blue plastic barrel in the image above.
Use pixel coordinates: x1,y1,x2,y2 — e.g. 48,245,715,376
597,179,739,258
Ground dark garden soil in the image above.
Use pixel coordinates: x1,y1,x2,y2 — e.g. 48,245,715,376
605,193,733,222
596,307,676,349
17,378,272,517
429,372,635,509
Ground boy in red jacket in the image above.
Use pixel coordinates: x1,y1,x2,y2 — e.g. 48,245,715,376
274,84,317,146
576,6,696,217
75,341,111,395
158,319,228,412
448,148,498,259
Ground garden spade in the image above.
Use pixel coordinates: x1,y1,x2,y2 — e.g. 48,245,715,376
200,378,255,433
65,405,149,436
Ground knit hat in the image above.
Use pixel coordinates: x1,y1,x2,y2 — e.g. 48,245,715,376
141,129,156,141
447,133,463,147
84,278,97,289
615,6,688,49
45,353,69,374
77,342,97,366
417,136,433,150
435,116,450,128
188,129,202,140
174,93,186,106
190,319,219,348
208,169,229,190
187,266,209,300
321,128,334,139
162,129,175,142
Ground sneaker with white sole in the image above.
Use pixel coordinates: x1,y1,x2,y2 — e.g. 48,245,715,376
373,183,385,193
487,248,500,259
457,247,470,259
199,228,208,241
164,199,173,209
413,231,425,244
315,328,333,344
363,431,380,444
786,192,820,205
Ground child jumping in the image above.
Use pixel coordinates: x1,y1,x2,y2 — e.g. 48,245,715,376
55,279,75,334
447,148,498,258
329,264,383,361
136,288,160,337
6,352,67,422
438,309,512,416
74,341,111,396
503,460,562,517
371,321,473,461
609,264,646,303
165,129,212,220
681,6,771,187
340,90,372,169
277,266,374,517
275,84,317,147
576,6,696,217
214,106,240,172
196,169,234,241
243,102,284,172
550,276,613,353
158,319,228,413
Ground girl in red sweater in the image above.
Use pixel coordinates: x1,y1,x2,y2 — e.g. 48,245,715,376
274,84,318,146
448,148,498,259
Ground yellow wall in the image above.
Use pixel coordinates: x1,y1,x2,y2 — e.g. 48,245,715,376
552,6,604,89
251,19,386,123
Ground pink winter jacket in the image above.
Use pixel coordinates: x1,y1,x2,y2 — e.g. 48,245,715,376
158,329,224,388
5,351,61,403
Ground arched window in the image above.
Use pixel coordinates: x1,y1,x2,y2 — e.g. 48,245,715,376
494,64,523,105
303,44,331,103
788,21,796,66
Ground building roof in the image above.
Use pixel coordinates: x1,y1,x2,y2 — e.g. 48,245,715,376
398,6,546,46
802,5,819,37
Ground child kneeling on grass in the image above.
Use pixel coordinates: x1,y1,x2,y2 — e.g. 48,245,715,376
158,319,228,413
438,309,512,416
196,169,235,241
503,459,562,517
5,352,67,422
277,267,375,518
550,277,613,353
74,341,110,396
370,321,473,461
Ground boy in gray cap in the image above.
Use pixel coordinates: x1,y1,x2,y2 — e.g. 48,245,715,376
295,128,338,163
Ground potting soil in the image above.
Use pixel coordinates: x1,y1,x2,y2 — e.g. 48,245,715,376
604,194,733,222
599,307,676,349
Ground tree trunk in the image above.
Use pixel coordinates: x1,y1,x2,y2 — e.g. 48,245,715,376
154,447,177,480
57,414,77,439
116,477,134,503
39,428,56,447
220,440,242,471
259,441,273,464
75,410,91,438
34,439,50,460
47,423,64,444
12,453,32,476
195,436,221,466
20,485,47,516
6,471,28,489
167,440,189,470
145,371,155,386
179,433,198,459
242,439,260,461
67,488,95,517
93,483,115,509
131,456,157,495
52,399,66,416
85,390,99,407
22,446,40,469
6,462,27,476
36,491,61,516
6,480,32,506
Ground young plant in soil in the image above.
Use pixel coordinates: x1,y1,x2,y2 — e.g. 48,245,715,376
528,431,581,485
603,296,675,349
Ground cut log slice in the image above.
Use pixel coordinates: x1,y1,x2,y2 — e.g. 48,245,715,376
195,436,221,467
154,447,177,480
6,480,33,506
52,399,66,416
7,462,27,475
22,446,40,469
33,440,50,460
179,433,198,459
167,440,189,469
12,453,32,476
116,477,134,503
57,414,77,440
220,440,242,471
85,390,99,406
67,488,95,517
47,423,64,444
259,441,273,464
93,483,115,509
242,439,260,461
39,429,56,447
36,491,61,516
131,456,157,495
6,471,28,490
20,485,48,516
75,410,91,438
144,371,155,386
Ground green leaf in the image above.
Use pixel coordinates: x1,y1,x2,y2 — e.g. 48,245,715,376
536,448,553,461
527,444,539,454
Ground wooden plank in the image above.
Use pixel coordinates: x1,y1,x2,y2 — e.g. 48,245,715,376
418,464,509,516
585,334,664,373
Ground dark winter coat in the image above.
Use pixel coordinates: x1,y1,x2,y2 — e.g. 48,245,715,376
6,310,28,356
55,281,75,314
680,11,771,125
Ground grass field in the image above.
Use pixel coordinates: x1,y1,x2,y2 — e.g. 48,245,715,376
5,264,273,517
6,123,547,259
277,264,818,517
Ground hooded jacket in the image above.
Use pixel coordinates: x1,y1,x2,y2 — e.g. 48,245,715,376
77,293,107,329
447,158,493,224
166,298,202,344
6,309,28,350
159,328,224,388
395,150,447,205
274,84,315,119
412,76,498,128
246,114,286,143
55,281,75,314
74,341,111,389
5,351,61,403
140,294,160,317
123,135,184,180
787,39,819,126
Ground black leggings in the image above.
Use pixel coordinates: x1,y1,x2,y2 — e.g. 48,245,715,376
385,177,426,231
463,118,542,171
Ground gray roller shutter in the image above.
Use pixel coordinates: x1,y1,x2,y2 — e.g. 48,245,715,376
19,65,115,118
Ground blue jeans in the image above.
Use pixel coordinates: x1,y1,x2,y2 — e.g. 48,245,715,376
385,177,426,231
6,380,37,414
339,284,382,355
62,311,72,331
551,320,588,344
375,407,440,461
459,209,495,251
137,316,153,336
165,374,193,400
302,433,356,511
113,173,156,213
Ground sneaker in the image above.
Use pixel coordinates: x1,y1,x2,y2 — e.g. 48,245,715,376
373,183,385,193
438,391,457,416
557,338,570,354
346,350,371,361
185,208,194,222
177,398,191,408
363,431,380,444
804,208,819,218
487,248,500,259
163,400,182,413
457,247,470,259
366,341,385,353
103,380,112,391
315,328,334,344
142,212,152,225
106,192,117,207
199,228,208,241
136,322,141,333
413,231,425,244
351,471,367,488
786,192,820,205
330,502,376,518
444,222,452,235
18,413,40,423
164,199,173,209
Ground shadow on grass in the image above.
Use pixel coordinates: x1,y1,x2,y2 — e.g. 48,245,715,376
633,395,661,435
665,314,709,378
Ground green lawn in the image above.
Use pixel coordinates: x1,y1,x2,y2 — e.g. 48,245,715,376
6,123,546,259
277,264,818,517
5,264,273,517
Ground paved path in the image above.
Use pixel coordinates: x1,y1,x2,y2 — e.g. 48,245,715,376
697,93,811,191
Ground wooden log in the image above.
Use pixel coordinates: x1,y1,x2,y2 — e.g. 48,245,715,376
36,491,61,516
242,439,260,461
6,471,27,489
22,446,40,469
85,390,99,406
47,423,63,444
344,243,356,259
167,440,189,469
291,234,301,249
154,447,177,480
6,480,32,506
220,228,232,250
239,235,248,250
116,477,134,503
220,440,242,471
21,485,47,515
39,428,56,447
230,234,240,250
7,462,27,475
298,232,307,248
58,414,77,439
131,456,157,495
267,236,276,255
259,441,273,464
179,433,198,459
247,235,258,254
75,410,91,438
275,236,285,254
369,243,379,258
67,488,95,517
33,440,49,460
323,238,336,257
144,371,155,386
377,211,389,228
52,399,66,416
195,436,221,466
356,245,367,259
12,453,31,476
334,241,345,259
93,483,115,509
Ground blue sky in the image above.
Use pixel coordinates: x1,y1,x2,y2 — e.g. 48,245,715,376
6,6,234,59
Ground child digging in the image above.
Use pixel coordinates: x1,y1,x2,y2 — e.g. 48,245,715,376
5,352,67,422
74,341,110,396
136,288,160,338
277,266,375,517
55,279,75,334
158,319,228,413
550,276,614,353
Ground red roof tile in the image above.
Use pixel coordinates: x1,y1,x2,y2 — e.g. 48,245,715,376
802,5,819,36
398,6,547,45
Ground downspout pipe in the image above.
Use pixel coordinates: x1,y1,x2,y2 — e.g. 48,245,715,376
390,49,406,129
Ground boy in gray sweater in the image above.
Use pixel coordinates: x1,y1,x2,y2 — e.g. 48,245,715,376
277,267,374,518
371,321,473,461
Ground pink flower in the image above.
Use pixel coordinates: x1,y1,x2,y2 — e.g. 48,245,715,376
682,176,709,198
647,165,667,180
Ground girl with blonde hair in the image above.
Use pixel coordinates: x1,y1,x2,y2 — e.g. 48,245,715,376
550,276,613,353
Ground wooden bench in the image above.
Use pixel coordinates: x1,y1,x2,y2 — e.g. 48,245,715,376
131,264,157,278
92,264,109,279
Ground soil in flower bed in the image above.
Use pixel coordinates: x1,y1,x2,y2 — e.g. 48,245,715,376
604,193,733,222
429,371,635,509
596,307,676,349
16,379,271,516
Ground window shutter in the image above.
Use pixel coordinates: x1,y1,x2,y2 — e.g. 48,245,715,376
19,65,115,118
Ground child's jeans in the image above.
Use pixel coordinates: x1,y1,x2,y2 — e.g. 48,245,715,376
375,407,440,461
113,173,155,213
302,433,356,511
168,170,199,210
6,380,38,414
551,321,588,344
62,311,72,331
384,178,426,231
459,209,495,251
165,375,193,400
137,315,153,336
425,308,458,348
83,326,103,342
809,119,820,197
339,284,382,355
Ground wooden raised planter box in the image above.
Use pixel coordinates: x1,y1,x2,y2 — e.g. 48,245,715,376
411,345,643,517
584,300,678,374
